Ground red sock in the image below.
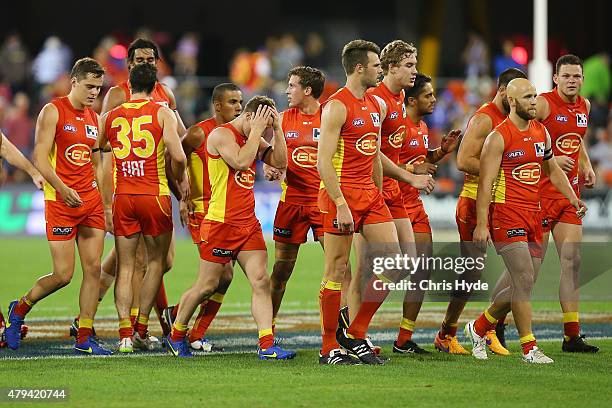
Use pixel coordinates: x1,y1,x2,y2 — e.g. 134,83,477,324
189,299,222,343
119,319,133,340
258,328,274,350
474,311,496,337
347,276,389,339
440,321,458,338
154,282,170,335
521,340,537,354
14,297,33,318
77,327,93,344
170,323,188,343
396,318,415,345
319,281,342,354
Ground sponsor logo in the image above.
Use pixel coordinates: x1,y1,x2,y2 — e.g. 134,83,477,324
65,144,92,166
423,134,429,149
507,228,527,238
312,128,320,141
556,133,581,155
355,133,378,155
212,248,233,258
512,162,541,184
92,180,97,188
273,227,292,238
523,137,532,142
85,125,98,140
292,146,318,168
388,126,405,148
63,124,77,133
76,117,84,121
286,131,299,139
370,112,380,127
52,226,73,236
555,114,568,122
571,175,579,185
534,142,546,157
352,118,365,127
507,150,525,159
576,113,587,127
390,111,398,120
234,168,255,189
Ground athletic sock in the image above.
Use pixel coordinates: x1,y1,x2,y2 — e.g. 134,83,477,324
520,333,537,355
129,308,139,327
170,322,188,343
189,293,224,343
77,318,94,344
258,328,274,350
563,312,580,341
474,309,497,337
14,296,34,318
135,313,149,338
440,320,458,338
319,280,341,354
347,275,390,339
154,282,170,335
119,319,133,339
396,318,415,345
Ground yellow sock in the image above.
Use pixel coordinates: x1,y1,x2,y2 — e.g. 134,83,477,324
400,318,416,332
172,322,188,332
130,308,139,318
520,333,536,344
119,319,132,329
79,318,93,329
484,309,498,325
210,293,225,303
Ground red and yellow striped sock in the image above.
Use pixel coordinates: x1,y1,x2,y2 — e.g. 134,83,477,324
258,328,274,350
397,318,415,345
77,318,93,344
189,293,224,343
135,314,149,338
119,319,133,340
563,312,580,341
474,309,497,337
129,308,139,327
440,320,458,338
320,280,342,354
347,275,391,339
520,333,537,355
170,322,188,343
14,295,34,318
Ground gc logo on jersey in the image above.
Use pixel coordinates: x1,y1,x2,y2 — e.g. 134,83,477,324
534,142,545,157
370,113,380,127
235,168,256,189
576,113,588,128
355,133,378,156
388,126,405,148
65,144,92,166
512,162,541,185
556,133,581,155
292,146,318,168
85,125,98,140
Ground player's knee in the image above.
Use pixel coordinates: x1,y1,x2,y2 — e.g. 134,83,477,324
513,274,534,294
559,250,581,272
163,254,174,274
55,272,74,287
271,260,295,283
250,270,270,293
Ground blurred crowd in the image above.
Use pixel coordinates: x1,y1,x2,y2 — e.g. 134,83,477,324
1,30,610,194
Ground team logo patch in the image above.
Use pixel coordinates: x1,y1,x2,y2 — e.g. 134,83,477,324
313,128,320,141
576,113,588,127
512,162,541,185
212,248,233,258
273,227,292,238
556,133,581,155
52,227,73,236
423,134,429,149
534,142,546,157
65,144,92,166
352,118,365,127
506,150,525,159
286,131,299,139
370,113,380,127
292,146,318,168
388,126,405,149
555,114,568,122
355,133,378,156
85,125,98,140
63,124,77,133
507,228,527,238
235,168,255,189
390,111,398,120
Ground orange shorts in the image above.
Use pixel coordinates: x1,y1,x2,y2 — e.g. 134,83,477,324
198,220,266,264
489,203,543,258
273,201,323,244
456,196,477,241
113,194,173,237
188,211,205,244
540,195,582,233
45,190,105,241
382,185,409,219
318,186,392,235
405,202,431,234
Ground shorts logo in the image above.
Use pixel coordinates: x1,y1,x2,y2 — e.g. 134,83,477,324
212,248,233,258
576,113,587,127
507,228,527,238
63,124,77,133
556,133,581,155
390,111,398,120
292,146,318,168
235,168,255,189
506,149,525,159
352,118,365,127
370,113,380,127
388,126,405,149
512,162,541,185
52,226,73,236
534,142,545,157
355,133,378,156
65,144,92,166
273,227,292,238
555,114,568,122
85,125,98,140
312,128,320,141
286,131,299,139
571,175,579,185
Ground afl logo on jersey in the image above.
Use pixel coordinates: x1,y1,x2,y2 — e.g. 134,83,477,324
63,124,77,133
235,168,255,189
286,131,299,139
388,126,405,148
292,146,318,168
512,162,541,185
390,111,398,120
555,114,568,123
65,144,92,166
506,150,525,159
352,118,365,127
556,133,581,155
355,133,378,156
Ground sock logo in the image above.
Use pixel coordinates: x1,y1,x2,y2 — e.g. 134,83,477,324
212,248,233,258
273,227,292,238
506,228,527,238
52,227,73,236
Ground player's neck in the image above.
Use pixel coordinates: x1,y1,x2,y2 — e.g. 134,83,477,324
298,98,320,115
231,115,246,136
492,93,508,115
406,106,421,124
66,93,85,111
509,111,530,131
345,77,367,99
130,92,151,101
556,87,577,104
382,76,402,95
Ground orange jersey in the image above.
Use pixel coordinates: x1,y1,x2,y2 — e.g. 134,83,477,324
324,87,381,189
205,123,257,225
538,90,588,198
400,116,429,207
460,102,506,200
366,83,406,192
492,118,548,211
105,100,169,196
189,117,219,213
117,81,171,107
280,106,321,205
44,96,99,201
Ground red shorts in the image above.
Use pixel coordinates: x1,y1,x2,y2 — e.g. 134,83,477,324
45,190,105,241
456,196,477,241
113,194,173,237
318,186,392,234
540,195,582,233
382,185,409,219
489,203,543,258
273,201,323,244
405,202,431,234
188,211,205,244
198,220,267,264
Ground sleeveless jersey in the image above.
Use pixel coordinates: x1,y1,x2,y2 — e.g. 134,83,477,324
117,81,171,107
205,123,257,225
105,99,169,196
460,102,506,199
400,116,429,207
44,96,99,201
492,118,548,211
280,106,321,205
538,90,588,198
189,117,218,213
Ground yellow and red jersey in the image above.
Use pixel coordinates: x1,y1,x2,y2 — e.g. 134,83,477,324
205,123,257,225
460,102,507,200
400,116,429,208
117,80,171,107
44,96,99,201
366,82,406,192
189,117,218,214
280,106,321,205
538,89,588,198
323,87,381,189
492,118,548,211
105,99,169,196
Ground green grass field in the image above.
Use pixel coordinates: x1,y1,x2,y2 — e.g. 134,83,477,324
1,237,611,407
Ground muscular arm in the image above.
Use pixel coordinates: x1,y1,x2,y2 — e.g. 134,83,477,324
97,114,113,210
261,111,287,168
159,107,187,182
317,100,346,203
456,113,492,175
535,95,550,122
33,104,70,195
101,86,126,115
475,131,503,228
181,124,206,158
162,84,187,135
0,132,44,189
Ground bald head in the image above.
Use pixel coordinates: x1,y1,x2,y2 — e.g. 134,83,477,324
507,78,537,121
506,78,535,99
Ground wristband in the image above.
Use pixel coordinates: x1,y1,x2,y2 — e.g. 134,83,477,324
405,163,414,173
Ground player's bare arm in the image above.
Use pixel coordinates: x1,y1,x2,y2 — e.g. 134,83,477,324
0,132,45,189
97,114,114,229
380,150,435,193
162,83,187,135
101,86,126,114
33,103,82,207
260,107,287,169
91,114,111,232
372,96,387,190
473,131,504,249
427,128,461,164
456,113,493,175
159,107,188,200
580,98,595,188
